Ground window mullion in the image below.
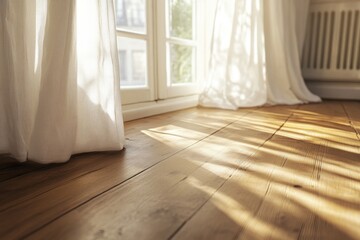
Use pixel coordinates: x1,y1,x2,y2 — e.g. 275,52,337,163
116,31,147,40
166,37,197,47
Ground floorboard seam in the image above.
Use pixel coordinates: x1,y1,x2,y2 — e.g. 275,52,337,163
341,102,360,141
22,110,255,239
170,109,295,240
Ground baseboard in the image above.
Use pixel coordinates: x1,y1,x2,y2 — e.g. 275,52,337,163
306,81,360,100
122,95,199,121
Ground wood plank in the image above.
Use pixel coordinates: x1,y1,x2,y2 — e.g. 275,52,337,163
0,162,44,182
0,155,20,170
242,102,360,240
0,107,232,213
24,107,293,240
173,139,310,240
173,106,322,240
0,107,251,239
296,102,360,240
174,102,360,240
247,101,360,240
1,101,359,240
236,103,332,240
0,152,113,212
0,155,49,182
343,101,360,140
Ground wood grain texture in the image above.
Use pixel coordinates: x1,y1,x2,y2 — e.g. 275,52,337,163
0,107,250,239
0,101,359,240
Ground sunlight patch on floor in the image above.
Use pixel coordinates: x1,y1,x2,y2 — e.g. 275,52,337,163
188,176,293,240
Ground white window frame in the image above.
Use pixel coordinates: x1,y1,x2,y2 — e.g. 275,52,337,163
116,0,156,105
156,0,205,99
116,0,205,106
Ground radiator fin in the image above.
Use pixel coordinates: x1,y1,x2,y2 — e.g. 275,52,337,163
302,2,360,81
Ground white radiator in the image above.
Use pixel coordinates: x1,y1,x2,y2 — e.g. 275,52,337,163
302,2,360,82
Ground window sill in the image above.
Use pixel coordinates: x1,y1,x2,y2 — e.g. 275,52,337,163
122,95,199,121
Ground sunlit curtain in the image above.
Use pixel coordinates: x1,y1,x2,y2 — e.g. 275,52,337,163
0,0,125,163
199,0,321,110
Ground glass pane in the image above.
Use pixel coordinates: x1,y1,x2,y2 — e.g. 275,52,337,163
169,0,194,39
117,37,148,87
115,0,146,33
170,43,195,84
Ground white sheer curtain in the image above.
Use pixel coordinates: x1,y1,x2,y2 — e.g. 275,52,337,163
0,0,125,163
199,0,321,110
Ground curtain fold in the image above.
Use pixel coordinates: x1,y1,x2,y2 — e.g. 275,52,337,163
199,0,321,110
0,0,124,163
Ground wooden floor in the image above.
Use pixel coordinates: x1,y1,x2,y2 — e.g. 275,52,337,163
0,101,360,240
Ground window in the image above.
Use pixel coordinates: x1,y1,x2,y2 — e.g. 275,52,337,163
118,50,128,83
116,0,146,33
118,38,147,87
115,0,204,105
169,0,195,85
115,0,154,105
132,50,147,83
157,0,204,99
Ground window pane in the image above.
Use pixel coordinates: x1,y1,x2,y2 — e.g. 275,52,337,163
170,43,195,84
115,0,146,33
118,37,148,87
169,0,194,39
119,50,128,82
